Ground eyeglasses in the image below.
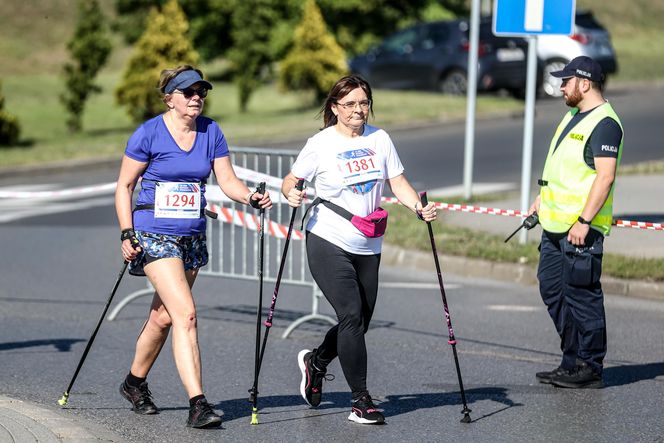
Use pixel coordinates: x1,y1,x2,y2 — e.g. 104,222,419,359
336,99,371,110
173,87,208,99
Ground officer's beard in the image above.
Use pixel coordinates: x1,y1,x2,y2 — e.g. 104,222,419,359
565,83,583,108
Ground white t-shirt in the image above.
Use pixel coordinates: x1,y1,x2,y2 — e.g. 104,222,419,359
292,124,405,255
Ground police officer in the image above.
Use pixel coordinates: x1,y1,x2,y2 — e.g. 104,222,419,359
528,56,623,389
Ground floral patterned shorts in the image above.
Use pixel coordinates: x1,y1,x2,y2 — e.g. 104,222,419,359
128,231,209,276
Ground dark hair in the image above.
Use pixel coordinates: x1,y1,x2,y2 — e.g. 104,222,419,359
158,65,204,94
320,75,374,129
590,80,603,92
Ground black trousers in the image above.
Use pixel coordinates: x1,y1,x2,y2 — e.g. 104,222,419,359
537,229,607,375
306,232,380,399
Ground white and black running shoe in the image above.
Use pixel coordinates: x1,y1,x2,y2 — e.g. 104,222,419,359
298,349,333,407
348,394,385,425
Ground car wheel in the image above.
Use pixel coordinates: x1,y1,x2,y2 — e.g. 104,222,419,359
439,70,467,95
541,59,567,98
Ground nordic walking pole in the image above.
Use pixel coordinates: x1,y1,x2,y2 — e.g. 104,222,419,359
249,182,266,425
58,236,139,406
420,192,472,423
252,179,305,389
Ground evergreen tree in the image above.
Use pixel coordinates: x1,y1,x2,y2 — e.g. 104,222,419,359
279,0,348,102
60,0,112,132
115,0,199,123
0,80,21,146
228,0,278,112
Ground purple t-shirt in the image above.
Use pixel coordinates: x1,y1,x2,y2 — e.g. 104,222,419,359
125,114,229,235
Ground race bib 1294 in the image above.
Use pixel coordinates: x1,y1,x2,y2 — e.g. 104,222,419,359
154,182,201,219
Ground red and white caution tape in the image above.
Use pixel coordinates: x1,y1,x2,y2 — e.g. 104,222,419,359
613,219,664,231
1,174,660,231
381,197,664,231
206,203,304,240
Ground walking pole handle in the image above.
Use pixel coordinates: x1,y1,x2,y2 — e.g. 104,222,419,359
255,182,266,213
420,191,428,207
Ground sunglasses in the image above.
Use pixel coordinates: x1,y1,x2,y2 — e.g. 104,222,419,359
174,87,208,99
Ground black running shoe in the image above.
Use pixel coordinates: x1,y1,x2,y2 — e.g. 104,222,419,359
298,349,333,407
186,399,222,429
535,366,571,384
348,395,385,424
119,381,159,415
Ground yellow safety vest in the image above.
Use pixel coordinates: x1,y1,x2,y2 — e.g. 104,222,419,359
539,102,623,235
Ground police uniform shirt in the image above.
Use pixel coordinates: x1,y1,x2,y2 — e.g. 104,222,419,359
554,106,623,170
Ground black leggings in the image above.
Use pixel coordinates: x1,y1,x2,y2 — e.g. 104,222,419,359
306,232,380,400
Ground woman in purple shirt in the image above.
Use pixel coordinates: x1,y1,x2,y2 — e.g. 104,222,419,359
115,65,271,429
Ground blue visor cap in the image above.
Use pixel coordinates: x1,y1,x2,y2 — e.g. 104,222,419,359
164,70,213,94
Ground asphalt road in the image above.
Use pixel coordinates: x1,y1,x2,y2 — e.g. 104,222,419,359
1,212,664,442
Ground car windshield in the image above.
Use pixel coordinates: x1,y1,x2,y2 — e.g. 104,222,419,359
381,28,421,52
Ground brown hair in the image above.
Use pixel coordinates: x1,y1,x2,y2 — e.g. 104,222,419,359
320,75,374,129
158,65,204,94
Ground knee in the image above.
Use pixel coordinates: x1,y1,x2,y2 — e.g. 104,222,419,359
338,311,364,332
173,309,198,331
148,309,172,331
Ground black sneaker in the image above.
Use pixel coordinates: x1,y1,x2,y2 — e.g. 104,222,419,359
298,349,333,407
550,362,604,389
348,395,385,424
119,381,159,415
186,399,222,429
535,366,571,384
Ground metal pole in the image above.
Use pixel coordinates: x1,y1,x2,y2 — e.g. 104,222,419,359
462,0,481,200
519,35,539,244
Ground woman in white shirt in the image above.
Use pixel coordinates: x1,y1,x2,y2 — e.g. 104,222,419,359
281,75,437,425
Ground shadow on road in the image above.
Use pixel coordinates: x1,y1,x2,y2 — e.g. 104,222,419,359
604,361,664,387
0,338,84,352
211,387,521,424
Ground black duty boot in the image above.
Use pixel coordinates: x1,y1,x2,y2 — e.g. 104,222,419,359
550,361,604,389
535,366,572,384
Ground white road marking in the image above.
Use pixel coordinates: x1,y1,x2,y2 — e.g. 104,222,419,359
487,304,540,312
379,282,461,290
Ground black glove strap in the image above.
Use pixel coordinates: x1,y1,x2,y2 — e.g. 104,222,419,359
121,228,135,242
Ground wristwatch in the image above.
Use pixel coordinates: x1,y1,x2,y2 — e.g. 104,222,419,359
577,216,592,225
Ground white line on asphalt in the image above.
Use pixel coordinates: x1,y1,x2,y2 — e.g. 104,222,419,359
0,196,115,223
379,282,461,290
487,304,541,312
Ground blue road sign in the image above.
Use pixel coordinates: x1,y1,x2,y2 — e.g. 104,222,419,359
493,0,576,36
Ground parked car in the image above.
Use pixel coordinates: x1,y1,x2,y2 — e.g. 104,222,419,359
538,11,618,97
349,18,538,98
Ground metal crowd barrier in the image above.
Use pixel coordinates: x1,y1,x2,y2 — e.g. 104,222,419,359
107,147,336,338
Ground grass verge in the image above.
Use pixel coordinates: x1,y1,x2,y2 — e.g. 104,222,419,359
385,204,664,282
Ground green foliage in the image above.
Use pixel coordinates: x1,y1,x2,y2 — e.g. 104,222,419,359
60,0,112,132
113,0,237,61
115,0,199,123
228,1,278,112
279,0,348,102
112,0,469,62
0,80,20,146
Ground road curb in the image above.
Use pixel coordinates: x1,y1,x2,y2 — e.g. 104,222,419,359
382,244,664,300
0,395,124,442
